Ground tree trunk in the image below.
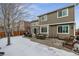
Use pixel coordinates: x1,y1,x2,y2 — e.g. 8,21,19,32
7,31,10,46
4,18,8,37
6,14,11,46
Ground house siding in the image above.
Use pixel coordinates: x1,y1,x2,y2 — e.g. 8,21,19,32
32,5,75,39
57,24,75,39
49,25,57,38
48,23,75,39
39,6,74,25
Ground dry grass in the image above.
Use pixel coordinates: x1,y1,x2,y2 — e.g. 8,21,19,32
30,37,73,52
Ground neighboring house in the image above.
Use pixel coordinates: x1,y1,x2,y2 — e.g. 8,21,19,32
14,20,31,33
0,21,4,32
31,5,75,39
0,20,31,37
0,26,4,32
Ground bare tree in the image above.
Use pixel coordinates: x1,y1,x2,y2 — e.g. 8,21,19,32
0,3,31,46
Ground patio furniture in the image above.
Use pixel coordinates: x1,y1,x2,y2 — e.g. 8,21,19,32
35,34,46,39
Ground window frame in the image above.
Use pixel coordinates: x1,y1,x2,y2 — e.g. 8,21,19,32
57,8,68,18
41,15,47,21
62,8,68,17
40,25,49,34
57,25,69,34
41,27,47,33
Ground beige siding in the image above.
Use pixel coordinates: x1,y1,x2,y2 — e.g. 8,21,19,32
32,6,75,39
31,22,39,26
57,24,74,39
49,25,57,38
39,6,74,25
48,24,75,39
0,27,4,32
31,21,40,34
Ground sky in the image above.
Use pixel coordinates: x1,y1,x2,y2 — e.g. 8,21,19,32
26,3,79,29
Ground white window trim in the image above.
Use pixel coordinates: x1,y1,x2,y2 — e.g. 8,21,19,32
62,8,68,17
57,25,69,34
57,11,62,18
57,8,68,18
41,15,47,21
40,25,49,34
32,27,39,35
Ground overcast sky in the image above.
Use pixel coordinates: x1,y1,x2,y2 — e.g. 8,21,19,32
27,3,79,29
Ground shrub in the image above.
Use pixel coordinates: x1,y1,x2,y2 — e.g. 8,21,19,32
23,32,32,37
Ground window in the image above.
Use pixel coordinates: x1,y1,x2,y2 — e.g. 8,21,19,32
62,9,68,17
41,27,47,33
58,11,62,17
57,8,68,18
58,25,69,34
58,26,62,33
41,15,47,21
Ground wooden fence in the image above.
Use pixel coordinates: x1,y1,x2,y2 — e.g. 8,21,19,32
0,31,25,38
0,32,5,38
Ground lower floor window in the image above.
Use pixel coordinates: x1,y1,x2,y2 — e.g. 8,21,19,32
41,26,47,33
58,25,69,33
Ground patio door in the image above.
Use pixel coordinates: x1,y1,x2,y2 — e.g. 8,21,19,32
34,28,37,34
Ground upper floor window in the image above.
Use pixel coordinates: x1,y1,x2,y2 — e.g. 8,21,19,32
41,15,47,21
58,11,62,17
57,8,68,18
62,9,68,16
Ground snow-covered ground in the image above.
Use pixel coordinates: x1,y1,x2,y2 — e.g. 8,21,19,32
0,36,77,56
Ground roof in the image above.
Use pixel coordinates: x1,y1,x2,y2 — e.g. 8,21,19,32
31,20,38,23
38,5,75,17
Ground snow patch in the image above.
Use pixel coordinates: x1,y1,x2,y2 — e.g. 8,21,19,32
0,36,77,56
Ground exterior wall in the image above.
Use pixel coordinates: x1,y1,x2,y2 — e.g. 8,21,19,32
57,24,75,39
14,21,31,32
0,27,4,32
49,25,57,38
19,21,25,31
24,22,31,33
31,26,39,34
48,23,75,39
39,25,49,37
39,6,74,25
31,21,40,35
31,6,75,39
31,21,39,26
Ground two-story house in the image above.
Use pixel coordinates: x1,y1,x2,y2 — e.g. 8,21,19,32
31,5,75,39
13,20,31,33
